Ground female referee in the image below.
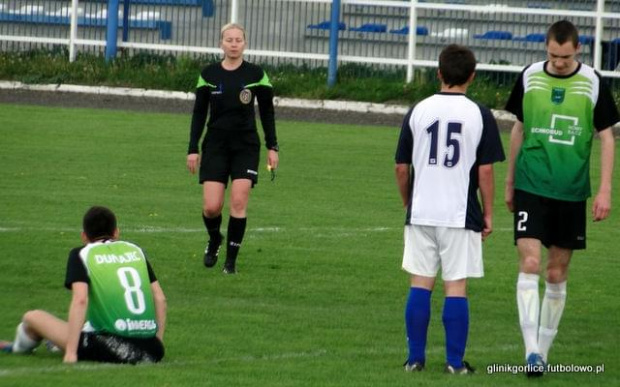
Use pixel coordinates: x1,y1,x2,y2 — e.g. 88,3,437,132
186,23,279,274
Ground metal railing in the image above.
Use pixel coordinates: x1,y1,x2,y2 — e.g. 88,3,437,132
1,0,619,83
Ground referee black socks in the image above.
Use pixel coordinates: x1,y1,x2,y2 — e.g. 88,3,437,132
226,216,247,269
202,213,223,243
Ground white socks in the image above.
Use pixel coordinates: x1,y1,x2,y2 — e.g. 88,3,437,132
517,273,567,362
539,281,567,362
11,322,40,353
517,273,540,358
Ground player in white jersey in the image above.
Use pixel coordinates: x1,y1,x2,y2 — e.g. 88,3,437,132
0,206,167,364
395,44,505,374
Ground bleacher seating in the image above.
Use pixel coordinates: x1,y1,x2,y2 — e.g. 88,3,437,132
0,0,215,40
474,30,513,40
605,38,620,70
389,26,430,36
115,0,202,4
307,21,346,31
301,1,620,67
513,33,545,42
0,4,177,40
579,35,595,44
350,23,387,33
94,0,215,17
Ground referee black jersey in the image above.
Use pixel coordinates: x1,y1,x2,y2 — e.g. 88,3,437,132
188,61,277,154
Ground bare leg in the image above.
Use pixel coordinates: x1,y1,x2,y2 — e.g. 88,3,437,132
202,181,226,218
10,310,69,353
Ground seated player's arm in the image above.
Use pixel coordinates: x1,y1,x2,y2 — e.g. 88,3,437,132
150,281,167,342
64,282,88,363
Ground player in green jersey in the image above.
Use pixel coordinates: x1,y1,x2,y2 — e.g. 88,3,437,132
505,20,618,377
0,206,167,364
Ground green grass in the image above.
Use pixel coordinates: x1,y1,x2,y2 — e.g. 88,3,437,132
0,104,618,386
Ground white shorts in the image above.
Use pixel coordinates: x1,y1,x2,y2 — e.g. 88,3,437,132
402,225,483,281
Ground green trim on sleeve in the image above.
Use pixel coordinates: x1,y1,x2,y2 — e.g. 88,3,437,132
245,71,273,89
196,75,217,89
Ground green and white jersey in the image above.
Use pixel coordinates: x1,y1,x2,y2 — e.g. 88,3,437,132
65,240,158,338
505,61,619,201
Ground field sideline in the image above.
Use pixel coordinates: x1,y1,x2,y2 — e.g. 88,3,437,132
0,103,618,386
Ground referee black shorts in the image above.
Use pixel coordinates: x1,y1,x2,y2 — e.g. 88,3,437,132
513,189,586,250
199,130,260,187
77,332,164,364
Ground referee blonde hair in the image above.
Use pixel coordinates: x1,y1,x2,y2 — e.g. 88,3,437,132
220,23,246,41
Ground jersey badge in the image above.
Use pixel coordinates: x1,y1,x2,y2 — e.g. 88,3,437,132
551,87,565,105
239,89,252,104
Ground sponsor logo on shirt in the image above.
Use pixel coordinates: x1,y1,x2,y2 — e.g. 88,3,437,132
212,83,223,95
551,87,565,105
115,319,157,332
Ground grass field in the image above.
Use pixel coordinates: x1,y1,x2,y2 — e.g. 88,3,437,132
0,103,618,386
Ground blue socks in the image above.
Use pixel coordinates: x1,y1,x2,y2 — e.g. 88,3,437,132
405,290,469,368
405,287,432,365
443,297,469,369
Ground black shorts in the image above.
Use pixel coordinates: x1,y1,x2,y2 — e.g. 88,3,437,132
513,189,586,250
77,332,164,364
199,130,260,187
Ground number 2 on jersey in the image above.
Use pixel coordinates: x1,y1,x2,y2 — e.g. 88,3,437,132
426,120,462,167
117,267,146,314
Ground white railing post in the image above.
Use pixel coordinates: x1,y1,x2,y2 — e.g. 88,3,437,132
593,0,605,71
406,0,418,83
230,0,239,23
69,0,79,62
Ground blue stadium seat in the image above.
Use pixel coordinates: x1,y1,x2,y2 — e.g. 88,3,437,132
0,6,173,40
112,0,214,17
474,30,513,40
349,23,387,33
95,0,202,4
513,33,545,42
579,35,594,44
389,26,429,36
307,21,346,30
605,38,620,70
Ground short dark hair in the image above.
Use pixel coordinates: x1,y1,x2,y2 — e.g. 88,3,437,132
83,206,117,240
438,44,476,87
546,20,579,48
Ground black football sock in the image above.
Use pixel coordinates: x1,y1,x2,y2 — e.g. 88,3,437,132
202,213,222,242
226,216,247,266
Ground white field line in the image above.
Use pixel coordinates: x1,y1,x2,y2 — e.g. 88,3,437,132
0,225,513,234
1,344,531,378
0,225,398,234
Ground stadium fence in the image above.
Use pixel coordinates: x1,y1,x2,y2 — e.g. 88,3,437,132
1,0,619,84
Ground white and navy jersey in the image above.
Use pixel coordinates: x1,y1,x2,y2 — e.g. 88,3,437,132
395,92,505,231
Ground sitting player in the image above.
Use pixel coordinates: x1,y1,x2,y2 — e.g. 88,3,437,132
0,206,167,364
